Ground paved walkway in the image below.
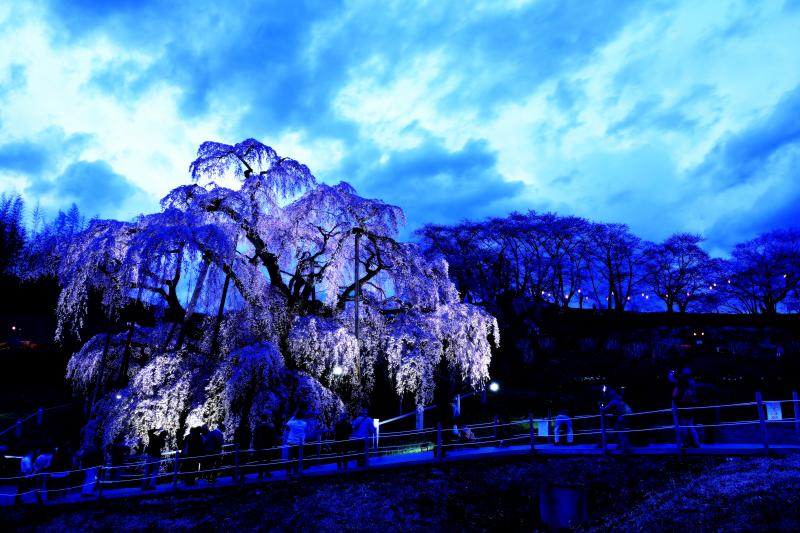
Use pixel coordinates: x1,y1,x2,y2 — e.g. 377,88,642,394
4,440,800,507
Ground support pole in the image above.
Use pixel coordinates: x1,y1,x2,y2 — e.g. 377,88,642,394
97,466,104,499
234,445,241,483
436,423,443,460
36,408,43,427
671,400,682,454
793,391,799,438
529,413,535,454
600,409,607,455
298,442,304,475
756,391,769,454
416,407,424,431
172,451,180,491
15,419,22,438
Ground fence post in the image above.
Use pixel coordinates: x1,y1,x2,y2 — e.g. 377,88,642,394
493,417,498,440
793,391,799,438
600,409,607,455
172,451,180,491
234,445,241,483
671,400,682,454
97,466,104,499
416,407,424,431
36,408,43,427
756,392,769,453
298,442,304,474
16,419,22,438
436,422,443,460
317,434,322,464
529,413,535,454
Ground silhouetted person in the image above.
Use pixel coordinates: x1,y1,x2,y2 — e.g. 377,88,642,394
141,427,166,490
203,424,225,482
234,422,252,481
284,411,307,475
182,426,204,485
108,434,130,482
334,412,353,469
253,420,278,478
671,368,700,448
601,388,631,452
351,408,375,466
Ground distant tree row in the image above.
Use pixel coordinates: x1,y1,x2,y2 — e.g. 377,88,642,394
0,193,87,280
417,212,800,315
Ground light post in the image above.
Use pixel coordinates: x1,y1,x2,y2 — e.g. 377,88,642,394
353,227,364,383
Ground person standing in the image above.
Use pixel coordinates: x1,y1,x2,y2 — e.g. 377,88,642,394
253,420,278,478
671,368,700,448
284,411,307,475
182,426,204,486
141,427,166,490
203,424,225,482
600,388,631,452
351,408,375,467
334,412,353,469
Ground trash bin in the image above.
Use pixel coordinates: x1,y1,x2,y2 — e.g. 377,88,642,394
540,483,589,530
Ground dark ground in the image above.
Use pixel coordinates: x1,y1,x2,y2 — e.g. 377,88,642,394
3,454,800,532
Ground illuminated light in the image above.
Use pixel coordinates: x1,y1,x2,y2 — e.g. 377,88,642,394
333,365,344,376
11,326,15,331
578,289,581,293
641,293,644,297
602,384,607,393
713,283,717,287
784,274,788,278
727,279,731,284
488,381,500,393
115,394,122,400
627,296,630,301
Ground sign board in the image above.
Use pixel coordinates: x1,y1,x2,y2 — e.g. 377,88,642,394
536,419,549,437
766,401,783,421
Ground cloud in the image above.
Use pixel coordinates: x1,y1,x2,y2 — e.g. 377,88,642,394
343,139,524,234
1,0,799,257
0,141,49,175
693,84,800,189
30,159,149,219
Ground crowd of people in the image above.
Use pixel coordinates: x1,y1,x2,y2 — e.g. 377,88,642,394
9,378,710,502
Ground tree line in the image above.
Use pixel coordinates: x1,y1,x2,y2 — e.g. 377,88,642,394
416,212,800,315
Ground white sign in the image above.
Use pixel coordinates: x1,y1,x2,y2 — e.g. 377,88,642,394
766,401,783,421
536,419,549,437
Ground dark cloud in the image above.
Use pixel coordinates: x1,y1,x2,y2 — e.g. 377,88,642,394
703,146,800,254
0,141,50,175
607,97,698,137
339,139,524,234
693,84,800,188
29,160,147,219
0,129,93,177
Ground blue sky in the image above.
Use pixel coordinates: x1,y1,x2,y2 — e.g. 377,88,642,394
0,0,799,255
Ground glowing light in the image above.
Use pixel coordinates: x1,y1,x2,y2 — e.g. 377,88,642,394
115,393,122,400
332,365,344,376
488,381,500,393
11,326,16,331
602,385,607,393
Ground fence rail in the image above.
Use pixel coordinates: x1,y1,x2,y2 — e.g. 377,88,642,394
3,392,800,506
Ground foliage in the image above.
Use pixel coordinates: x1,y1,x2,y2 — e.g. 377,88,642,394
56,139,497,449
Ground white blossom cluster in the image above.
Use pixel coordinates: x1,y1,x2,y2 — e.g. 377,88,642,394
61,139,498,447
